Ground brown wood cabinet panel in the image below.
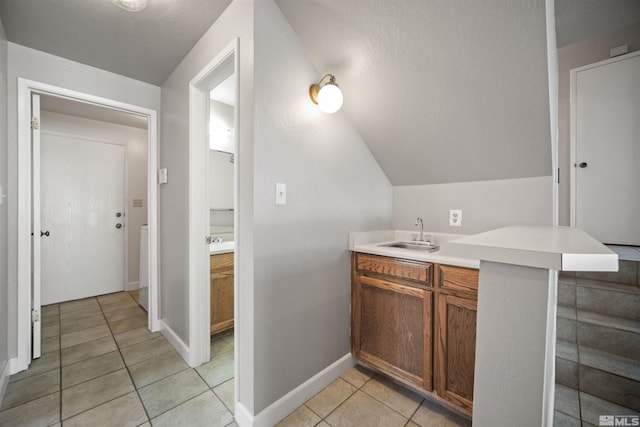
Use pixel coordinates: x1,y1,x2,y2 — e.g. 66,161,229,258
356,253,432,285
210,252,234,335
353,274,432,390
435,293,477,414
435,264,479,297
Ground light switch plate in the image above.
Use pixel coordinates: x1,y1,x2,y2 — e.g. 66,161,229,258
276,183,286,204
158,168,168,184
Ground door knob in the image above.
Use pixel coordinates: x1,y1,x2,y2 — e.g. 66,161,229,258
579,162,588,168
115,223,123,229
116,212,122,217
40,231,50,237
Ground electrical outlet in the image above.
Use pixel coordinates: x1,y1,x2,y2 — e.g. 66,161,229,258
449,209,462,226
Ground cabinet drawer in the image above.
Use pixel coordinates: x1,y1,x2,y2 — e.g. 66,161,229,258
356,253,432,285
436,265,478,296
211,252,234,276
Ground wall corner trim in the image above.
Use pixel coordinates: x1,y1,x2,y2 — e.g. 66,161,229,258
159,320,193,367
243,353,355,427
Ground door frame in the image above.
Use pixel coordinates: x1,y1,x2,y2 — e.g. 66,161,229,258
15,78,160,372
569,50,640,229
188,38,238,367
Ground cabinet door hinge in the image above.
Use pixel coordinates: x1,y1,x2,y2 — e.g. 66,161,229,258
31,309,41,323
31,117,40,130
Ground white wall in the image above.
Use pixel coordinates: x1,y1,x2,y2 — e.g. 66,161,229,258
557,22,640,225
6,42,161,360
40,111,148,287
253,0,392,413
0,17,10,390
159,0,255,411
210,99,235,153
209,150,234,210
392,177,553,235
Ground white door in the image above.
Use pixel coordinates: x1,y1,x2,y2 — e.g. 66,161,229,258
571,51,640,245
40,132,126,305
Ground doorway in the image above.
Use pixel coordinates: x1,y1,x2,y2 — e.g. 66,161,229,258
187,39,239,411
15,78,160,371
570,51,640,245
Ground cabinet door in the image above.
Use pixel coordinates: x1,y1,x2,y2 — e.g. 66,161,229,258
211,253,234,335
435,293,477,413
353,274,432,390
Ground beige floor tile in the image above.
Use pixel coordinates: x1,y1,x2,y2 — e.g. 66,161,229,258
326,390,408,427
104,306,147,323
62,350,125,389
108,316,148,334
305,378,357,418
316,422,331,427
211,335,233,357
361,375,423,418
138,369,208,418
120,335,174,366
0,391,60,427
59,298,99,313
60,314,106,334
341,365,375,388
42,310,60,326
411,399,471,427
97,292,133,306
275,405,321,427
61,324,111,349
42,323,60,339
9,351,60,383
213,378,235,413
41,336,60,355
137,423,151,427
150,390,234,427
195,350,234,388
61,368,134,419
114,326,161,349
60,307,102,323
1,369,60,410
61,336,118,366
63,391,148,427
128,350,188,388
42,304,60,315
101,298,140,313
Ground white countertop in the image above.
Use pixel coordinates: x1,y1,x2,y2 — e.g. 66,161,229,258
349,230,480,269
439,225,618,271
209,241,234,255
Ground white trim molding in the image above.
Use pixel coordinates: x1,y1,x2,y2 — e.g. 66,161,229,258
14,78,161,373
236,354,354,427
159,320,192,366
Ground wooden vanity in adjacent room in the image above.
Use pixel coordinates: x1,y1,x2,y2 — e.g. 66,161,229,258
351,251,478,418
210,252,234,335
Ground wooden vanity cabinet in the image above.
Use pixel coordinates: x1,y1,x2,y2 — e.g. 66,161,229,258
210,252,234,335
352,253,434,391
434,264,479,414
351,253,479,418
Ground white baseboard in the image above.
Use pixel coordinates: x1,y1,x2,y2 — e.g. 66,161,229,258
0,359,11,405
244,353,354,427
126,281,140,291
159,320,192,367
8,356,26,376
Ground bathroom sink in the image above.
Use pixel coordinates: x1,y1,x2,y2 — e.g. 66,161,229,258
379,241,439,252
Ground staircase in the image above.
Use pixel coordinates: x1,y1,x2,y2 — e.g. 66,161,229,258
554,247,640,426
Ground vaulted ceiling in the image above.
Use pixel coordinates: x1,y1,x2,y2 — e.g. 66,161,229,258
1,0,638,185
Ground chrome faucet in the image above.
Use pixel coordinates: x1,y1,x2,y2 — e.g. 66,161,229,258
414,217,424,242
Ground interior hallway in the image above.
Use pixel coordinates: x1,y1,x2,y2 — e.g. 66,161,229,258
0,292,236,426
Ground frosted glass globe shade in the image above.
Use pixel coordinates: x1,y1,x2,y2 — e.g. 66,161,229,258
317,83,343,113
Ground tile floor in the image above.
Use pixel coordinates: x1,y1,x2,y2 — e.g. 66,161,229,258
276,365,471,427
1,291,470,427
0,291,236,427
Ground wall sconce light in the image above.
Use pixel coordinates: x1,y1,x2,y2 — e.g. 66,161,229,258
309,74,343,114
